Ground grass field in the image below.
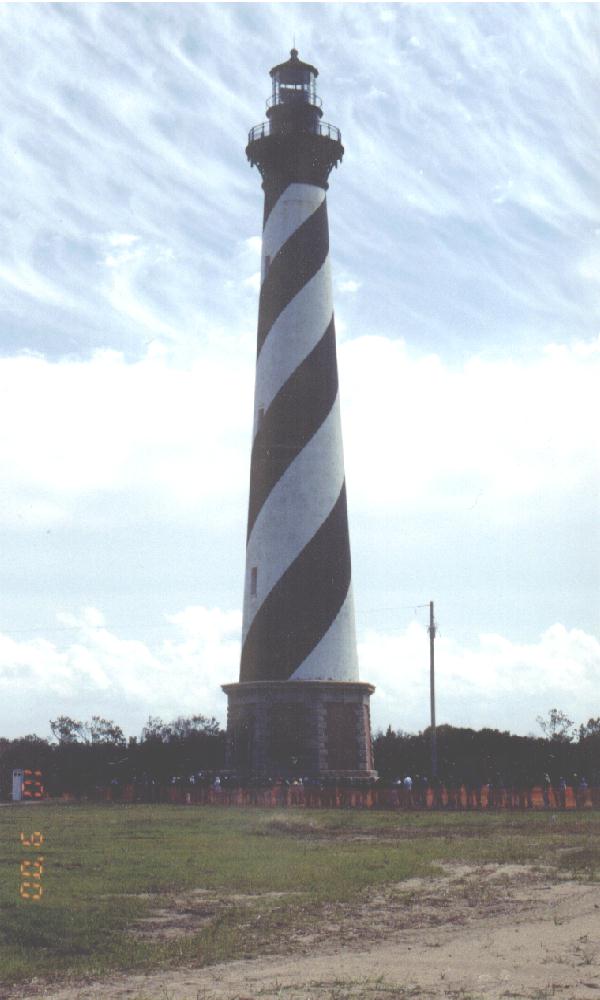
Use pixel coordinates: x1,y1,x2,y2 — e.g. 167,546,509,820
1,803,599,993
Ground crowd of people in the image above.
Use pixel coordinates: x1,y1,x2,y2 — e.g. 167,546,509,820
95,769,600,809
380,771,597,809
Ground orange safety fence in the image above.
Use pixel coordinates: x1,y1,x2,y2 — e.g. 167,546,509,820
91,783,599,810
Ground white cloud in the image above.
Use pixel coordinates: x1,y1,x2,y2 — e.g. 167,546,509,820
107,233,140,248
0,346,252,527
361,620,600,736
338,279,361,294
243,272,261,292
0,261,73,306
577,251,600,284
0,606,241,739
245,236,262,256
104,251,144,269
340,335,599,519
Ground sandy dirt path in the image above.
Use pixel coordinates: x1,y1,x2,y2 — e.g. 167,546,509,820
10,864,600,1000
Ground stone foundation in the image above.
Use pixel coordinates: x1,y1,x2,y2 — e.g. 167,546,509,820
221,680,377,780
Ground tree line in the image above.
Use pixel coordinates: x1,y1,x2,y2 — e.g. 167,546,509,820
0,714,225,799
1,708,598,799
375,711,600,786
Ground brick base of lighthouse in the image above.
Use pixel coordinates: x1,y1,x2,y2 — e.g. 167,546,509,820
222,681,377,781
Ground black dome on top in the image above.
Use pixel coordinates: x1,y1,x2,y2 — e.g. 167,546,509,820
270,48,318,79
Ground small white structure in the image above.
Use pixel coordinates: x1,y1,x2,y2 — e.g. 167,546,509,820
12,768,24,802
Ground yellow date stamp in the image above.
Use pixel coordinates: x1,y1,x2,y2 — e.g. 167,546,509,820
19,831,45,901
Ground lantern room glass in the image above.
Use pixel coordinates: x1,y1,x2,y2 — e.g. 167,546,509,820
272,66,317,107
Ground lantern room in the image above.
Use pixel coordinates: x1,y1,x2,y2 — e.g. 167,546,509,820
270,49,319,107
266,49,323,135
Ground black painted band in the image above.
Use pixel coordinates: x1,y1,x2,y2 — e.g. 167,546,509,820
263,178,291,228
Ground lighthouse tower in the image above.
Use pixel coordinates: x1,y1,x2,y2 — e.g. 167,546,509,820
223,50,376,781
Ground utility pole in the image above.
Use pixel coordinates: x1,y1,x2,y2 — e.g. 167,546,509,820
429,601,438,778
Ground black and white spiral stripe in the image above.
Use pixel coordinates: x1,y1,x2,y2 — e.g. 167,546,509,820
240,182,358,683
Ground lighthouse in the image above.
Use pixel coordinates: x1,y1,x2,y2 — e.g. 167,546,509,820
223,50,376,781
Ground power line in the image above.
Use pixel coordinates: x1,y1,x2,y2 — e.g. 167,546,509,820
0,621,182,637
360,602,430,615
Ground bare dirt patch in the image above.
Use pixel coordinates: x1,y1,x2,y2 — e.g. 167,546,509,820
12,862,600,1000
127,891,302,943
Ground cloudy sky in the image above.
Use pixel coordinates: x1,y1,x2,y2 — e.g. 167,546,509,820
0,2,598,743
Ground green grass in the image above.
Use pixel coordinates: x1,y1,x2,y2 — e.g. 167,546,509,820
1,803,599,990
